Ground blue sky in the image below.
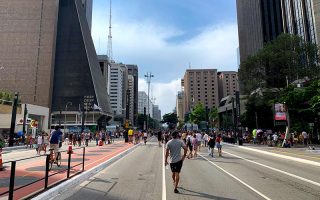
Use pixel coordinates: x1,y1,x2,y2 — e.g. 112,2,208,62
92,0,239,115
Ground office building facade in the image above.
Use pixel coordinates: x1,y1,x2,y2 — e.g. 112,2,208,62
218,71,239,101
109,63,127,117
176,91,185,122
152,105,162,122
126,65,139,126
0,0,112,130
237,0,319,63
138,91,153,117
182,69,219,114
127,74,134,124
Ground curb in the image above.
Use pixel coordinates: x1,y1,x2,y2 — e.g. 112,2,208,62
32,143,141,200
223,143,320,167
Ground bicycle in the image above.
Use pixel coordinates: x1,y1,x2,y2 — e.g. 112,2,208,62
48,148,61,170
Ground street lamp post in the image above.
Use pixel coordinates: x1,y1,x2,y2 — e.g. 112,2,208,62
144,72,154,131
64,102,72,137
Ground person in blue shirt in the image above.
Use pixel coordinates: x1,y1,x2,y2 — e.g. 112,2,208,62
50,125,62,160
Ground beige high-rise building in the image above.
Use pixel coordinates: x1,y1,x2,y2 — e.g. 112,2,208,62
183,69,219,115
0,0,58,107
218,71,239,101
176,91,185,122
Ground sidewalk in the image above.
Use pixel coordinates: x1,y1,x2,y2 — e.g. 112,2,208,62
0,141,133,200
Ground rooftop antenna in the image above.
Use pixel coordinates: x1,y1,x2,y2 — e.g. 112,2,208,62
107,0,113,62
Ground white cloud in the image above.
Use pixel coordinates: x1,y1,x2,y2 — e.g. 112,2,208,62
138,78,180,116
92,18,239,117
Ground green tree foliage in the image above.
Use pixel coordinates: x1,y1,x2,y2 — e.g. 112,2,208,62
208,107,218,127
137,114,158,130
162,113,178,125
0,91,13,101
239,33,320,94
190,103,206,125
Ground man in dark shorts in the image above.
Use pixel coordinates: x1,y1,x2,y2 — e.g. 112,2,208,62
157,131,162,147
165,131,187,193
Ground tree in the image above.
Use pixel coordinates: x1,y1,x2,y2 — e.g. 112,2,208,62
190,103,206,125
208,107,218,127
239,33,320,94
162,113,178,129
0,91,13,102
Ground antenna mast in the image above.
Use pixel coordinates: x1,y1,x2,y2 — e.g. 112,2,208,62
107,0,113,61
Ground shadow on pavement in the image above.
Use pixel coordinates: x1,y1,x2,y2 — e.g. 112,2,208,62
178,187,236,200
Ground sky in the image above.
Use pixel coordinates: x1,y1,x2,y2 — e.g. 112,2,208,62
91,0,239,116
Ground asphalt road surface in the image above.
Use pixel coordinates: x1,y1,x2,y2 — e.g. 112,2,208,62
52,137,320,200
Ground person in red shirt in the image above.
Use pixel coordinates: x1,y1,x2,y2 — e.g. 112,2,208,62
216,134,222,157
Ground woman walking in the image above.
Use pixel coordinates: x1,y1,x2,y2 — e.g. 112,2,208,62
216,134,222,157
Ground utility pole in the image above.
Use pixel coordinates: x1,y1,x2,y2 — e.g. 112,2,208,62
107,0,113,62
9,92,19,147
144,72,154,131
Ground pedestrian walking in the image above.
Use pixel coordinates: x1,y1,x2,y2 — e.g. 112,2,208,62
208,135,215,157
192,134,198,158
157,131,162,147
216,134,222,157
186,133,193,159
165,131,187,194
203,132,209,147
196,132,202,151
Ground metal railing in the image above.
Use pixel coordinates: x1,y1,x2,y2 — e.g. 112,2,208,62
0,147,86,200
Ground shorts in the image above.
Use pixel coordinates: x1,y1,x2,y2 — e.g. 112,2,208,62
216,143,222,148
197,141,201,146
50,144,59,153
158,137,162,141
170,160,183,173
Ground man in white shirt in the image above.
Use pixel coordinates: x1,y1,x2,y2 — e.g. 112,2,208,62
203,133,209,147
302,131,308,145
196,132,202,151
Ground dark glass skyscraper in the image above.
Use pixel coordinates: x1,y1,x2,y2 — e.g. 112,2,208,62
237,0,318,63
237,0,283,63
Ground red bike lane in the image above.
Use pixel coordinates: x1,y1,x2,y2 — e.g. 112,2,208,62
0,141,133,200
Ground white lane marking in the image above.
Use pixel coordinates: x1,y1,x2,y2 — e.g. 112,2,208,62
223,151,320,187
199,154,272,200
162,146,166,200
223,143,320,167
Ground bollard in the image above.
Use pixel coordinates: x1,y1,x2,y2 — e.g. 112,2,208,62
0,148,3,171
67,151,71,178
44,155,50,189
82,147,85,172
8,161,16,200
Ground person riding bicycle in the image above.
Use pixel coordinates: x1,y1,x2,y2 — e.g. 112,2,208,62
49,125,62,161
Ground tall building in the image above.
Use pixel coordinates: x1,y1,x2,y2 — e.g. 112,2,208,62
127,74,134,124
51,0,112,128
109,63,127,117
138,91,153,117
0,0,58,107
152,105,161,122
82,0,93,31
281,0,317,44
237,0,283,63
218,71,239,101
97,55,111,95
314,1,320,44
237,0,319,63
182,69,219,114
126,65,139,126
176,91,185,122
0,0,112,130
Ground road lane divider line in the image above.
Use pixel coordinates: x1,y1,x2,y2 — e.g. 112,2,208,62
199,154,272,200
223,151,320,187
162,145,166,200
223,143,320,167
